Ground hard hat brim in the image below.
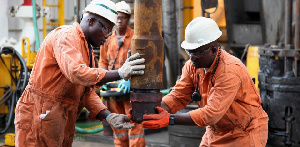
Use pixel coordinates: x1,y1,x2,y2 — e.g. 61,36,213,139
181,31,222,50
117,10,131,15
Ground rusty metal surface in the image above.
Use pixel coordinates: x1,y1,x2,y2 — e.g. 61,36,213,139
131,0,164,89
130,90,162,123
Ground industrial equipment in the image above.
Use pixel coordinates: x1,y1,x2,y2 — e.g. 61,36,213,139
259,44,300,146
0,46,28,134
258,0,300,146
0,0,299,146
130,0,164,123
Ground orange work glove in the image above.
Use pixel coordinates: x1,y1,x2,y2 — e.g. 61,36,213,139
142,106,170,129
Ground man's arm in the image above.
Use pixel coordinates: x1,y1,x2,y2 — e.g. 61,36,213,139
161,101,196,125
96,70,120,86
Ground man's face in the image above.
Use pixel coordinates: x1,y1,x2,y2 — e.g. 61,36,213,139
185,43,217,68
88,16,114,47
116,12,130,32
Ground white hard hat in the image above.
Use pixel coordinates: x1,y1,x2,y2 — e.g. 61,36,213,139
83,0,118,25
116,1,131,15
181,17,222,50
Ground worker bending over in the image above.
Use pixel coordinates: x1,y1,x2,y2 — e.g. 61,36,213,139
14,0,145,146
142,17,269,147
98,1,145,147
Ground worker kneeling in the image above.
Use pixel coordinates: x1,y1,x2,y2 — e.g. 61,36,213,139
14,0,145,146
142,17,269,147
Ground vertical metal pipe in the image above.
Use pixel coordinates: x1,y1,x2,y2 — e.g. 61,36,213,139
284,0,293,46
295,0,300,49
130,0,164,123
162,0,180,88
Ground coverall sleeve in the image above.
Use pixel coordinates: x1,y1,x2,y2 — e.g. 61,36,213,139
83,91,107,121
98,42,109,69
189,72,241,127
53,30,107,86
162,63,195,114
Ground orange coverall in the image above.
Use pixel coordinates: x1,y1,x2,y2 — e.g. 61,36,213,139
163,49,269,147
99,26,145,147
15,22,108,147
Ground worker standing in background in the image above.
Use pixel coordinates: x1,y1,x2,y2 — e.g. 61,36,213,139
99,1,145,146
14,0,145,146
142,17,269,147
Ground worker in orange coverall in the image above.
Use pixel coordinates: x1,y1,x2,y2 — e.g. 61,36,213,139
98,1,145,146
14,0,146,146
142,17,269,147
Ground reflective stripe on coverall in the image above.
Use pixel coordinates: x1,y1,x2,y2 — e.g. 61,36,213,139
163,49,269,147
99,27,145,147
15,22,108,147
107,98,145,147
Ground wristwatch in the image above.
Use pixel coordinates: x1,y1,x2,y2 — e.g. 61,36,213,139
169,114,175,125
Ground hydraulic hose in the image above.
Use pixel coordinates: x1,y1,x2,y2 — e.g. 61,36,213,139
32,0,40,51
0,90,16,134
75,126,103,134
0,86,12,106
0,47,28,134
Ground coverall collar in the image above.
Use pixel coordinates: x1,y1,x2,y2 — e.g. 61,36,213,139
111,26,132,39
73,22,90,60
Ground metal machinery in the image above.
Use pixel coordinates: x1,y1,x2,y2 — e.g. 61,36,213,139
258,0,300,146
224,0,263,56
130,0,164,123
0,46,28,134
0,0,39,134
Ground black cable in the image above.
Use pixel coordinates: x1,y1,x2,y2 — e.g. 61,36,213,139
0,89,16,134
0,46,28,134
111,40,124,70
191,74,201,102
0,86,12,106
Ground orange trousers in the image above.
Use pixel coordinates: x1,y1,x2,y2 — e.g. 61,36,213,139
106,98,145,147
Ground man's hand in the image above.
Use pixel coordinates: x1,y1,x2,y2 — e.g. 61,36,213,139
118,51,145,81
106,113,134,130
118,79,130,94
142,106,170,129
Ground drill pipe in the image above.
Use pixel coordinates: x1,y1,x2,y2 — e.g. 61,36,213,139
130,0,164,123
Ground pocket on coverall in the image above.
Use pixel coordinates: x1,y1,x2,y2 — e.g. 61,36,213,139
40,99,67,144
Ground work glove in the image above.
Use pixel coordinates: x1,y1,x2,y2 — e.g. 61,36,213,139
99,82,109,91
106,113,135,130
142,106,170,129
118,79,131,94
118,51,145,81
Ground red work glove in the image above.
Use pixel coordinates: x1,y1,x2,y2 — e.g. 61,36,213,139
142,106,170,129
